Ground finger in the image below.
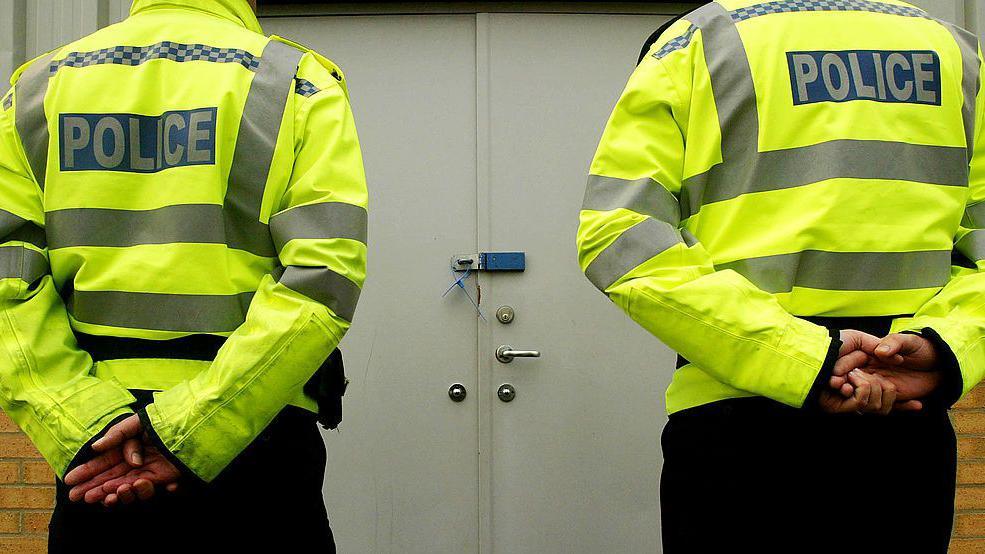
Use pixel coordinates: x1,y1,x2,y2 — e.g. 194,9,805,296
100,474,144,495
840,383,854,398
76,463,132,504
133,479,155,502
849,371,872,411
166,482,179,493
873,334,915,364
92,415,142,453
833,350,871,377
103,493,118,508
880,379,897,416
840,330,881,357
829,375,846,389
116,483,136,505
895,399,924,412
65,449,123,487
123,438,143,467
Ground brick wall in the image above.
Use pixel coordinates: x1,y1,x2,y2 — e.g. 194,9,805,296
3,390,985,552
0,411,53,553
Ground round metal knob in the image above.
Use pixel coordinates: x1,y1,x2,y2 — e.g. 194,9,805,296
496,306,515,324
498,383,516,403
448,383,467,402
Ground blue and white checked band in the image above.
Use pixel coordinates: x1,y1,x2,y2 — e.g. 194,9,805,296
50,41,260,75
295,78,321,97
653,0,930,60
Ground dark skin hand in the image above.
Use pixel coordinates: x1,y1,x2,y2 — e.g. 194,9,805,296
64,415,181,506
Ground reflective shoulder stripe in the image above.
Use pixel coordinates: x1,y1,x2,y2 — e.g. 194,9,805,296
66,289,254,333
224,39,305,258
717,250,951,293
956,228,985,262
0,246,48,285
269,202,368,253
942,23,981,164
966,202,985,228
582,175,681,226
651,25,698,61
584,218,684,292
278,266,361,322
14,52,56,189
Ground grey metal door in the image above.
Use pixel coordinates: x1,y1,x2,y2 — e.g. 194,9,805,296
265,11,674,553
476,14,672,554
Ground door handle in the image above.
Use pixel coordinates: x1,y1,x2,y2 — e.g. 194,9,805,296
496,345,541,364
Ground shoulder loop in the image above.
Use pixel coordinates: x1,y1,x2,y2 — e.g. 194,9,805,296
269,35,349,100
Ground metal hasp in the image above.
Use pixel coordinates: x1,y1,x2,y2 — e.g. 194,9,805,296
498,384,516,402
451,252,526,271
496,345,541,364
448,383,467,402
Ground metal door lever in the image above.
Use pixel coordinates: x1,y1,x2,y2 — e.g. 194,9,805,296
496,345,541,364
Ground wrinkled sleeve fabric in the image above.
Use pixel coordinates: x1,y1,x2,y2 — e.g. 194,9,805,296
577,38,834,409
144,63,367,482
0,84,134,478
891,44,985,402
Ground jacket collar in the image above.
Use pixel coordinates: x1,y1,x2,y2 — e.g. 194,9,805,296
129,0,262,34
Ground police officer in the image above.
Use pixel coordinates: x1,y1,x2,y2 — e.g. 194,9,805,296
578,1,983,552
0,0,366,550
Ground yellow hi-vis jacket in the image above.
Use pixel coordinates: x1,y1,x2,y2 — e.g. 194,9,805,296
0,0,367,481
578,0,985,414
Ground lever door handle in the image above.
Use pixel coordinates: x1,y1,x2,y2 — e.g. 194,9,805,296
496,345,541,364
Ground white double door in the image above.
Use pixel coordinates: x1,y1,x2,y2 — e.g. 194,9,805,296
265,12,674,553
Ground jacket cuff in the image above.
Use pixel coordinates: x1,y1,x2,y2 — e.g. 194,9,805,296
902,328,962,409
802,328,842,411
137,407,204,486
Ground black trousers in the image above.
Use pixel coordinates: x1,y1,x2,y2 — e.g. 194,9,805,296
660,397,956,553
48,405,335,553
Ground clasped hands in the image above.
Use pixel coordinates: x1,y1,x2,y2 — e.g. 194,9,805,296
818,329,945,415
63,415,181,507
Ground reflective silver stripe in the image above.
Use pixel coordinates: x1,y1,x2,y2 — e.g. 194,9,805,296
0,208,46,249
0,246,48,284
718,250,952,293
270,202,368,253
956,229,985,262
66,289,253,333
278,266,361,321
224,40,305,257
582,175,681,226
682,141,968,217
46,205,227,249
966,202,985,228
584,218,684,291
945,24,981,163
14,53,56,189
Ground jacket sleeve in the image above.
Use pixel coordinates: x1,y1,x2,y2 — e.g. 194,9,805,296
0,85,135,478
890,45,985,401
144,66,367,482
577,41,835,409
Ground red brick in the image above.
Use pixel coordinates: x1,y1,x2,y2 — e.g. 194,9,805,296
22,511,50,534
955,513,985,537
951,538,985,554
953,411,985,435
0,434,41,459
956,487,985,511
960,437,985,459
22,462,53,485
0,487,54,509
0,461,19,484
0,410,19,432
958,462,985,485
0,512,19,533
0,537,46,554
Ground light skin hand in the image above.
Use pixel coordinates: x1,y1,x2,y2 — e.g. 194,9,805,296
819,368,919,414
64,415,181,506
830,332,943,404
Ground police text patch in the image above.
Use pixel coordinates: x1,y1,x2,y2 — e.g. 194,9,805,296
787,50,941,106
59,107,217,173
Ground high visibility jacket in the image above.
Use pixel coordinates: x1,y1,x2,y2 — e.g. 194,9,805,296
578,0,985,414
0,0,367,481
